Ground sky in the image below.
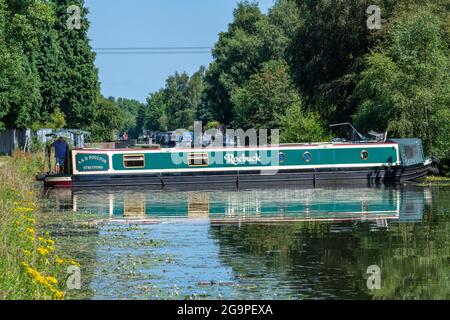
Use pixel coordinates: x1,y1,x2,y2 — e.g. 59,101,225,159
85,0,276,103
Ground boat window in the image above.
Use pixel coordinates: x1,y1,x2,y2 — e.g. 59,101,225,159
188,153,209,166
361,150,369,160
303,152,312,163
279,152,286,163
124,154,145,168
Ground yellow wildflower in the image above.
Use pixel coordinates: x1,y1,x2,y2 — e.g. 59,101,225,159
37,247,50,256
51,289,64,300
68,259,80,267
14,207,34,213
24,216,35,223
25,266,46,285
46,276,58,285
55,256,65,265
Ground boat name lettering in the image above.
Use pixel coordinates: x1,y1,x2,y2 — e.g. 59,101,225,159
224,153,261,165
77,155,108,164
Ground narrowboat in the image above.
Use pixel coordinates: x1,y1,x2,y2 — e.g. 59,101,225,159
39,133,435,189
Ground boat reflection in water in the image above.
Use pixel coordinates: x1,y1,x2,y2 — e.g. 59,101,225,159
45,186,427,224
43,186,441,300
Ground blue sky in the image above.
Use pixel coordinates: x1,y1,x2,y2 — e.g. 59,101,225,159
85,0,276,103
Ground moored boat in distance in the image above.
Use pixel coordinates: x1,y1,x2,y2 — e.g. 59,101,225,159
39,133,435,189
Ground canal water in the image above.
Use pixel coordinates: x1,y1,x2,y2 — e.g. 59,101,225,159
39,185,449,300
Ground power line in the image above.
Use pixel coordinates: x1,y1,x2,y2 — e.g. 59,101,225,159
95,51,211,55
93,46,212,55
93,46,212,51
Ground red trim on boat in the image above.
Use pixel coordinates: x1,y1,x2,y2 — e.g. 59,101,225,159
44,181,73,188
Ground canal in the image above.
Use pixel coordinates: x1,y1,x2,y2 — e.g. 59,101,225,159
39,185,449,300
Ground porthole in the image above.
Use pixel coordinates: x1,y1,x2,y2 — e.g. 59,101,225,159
303,152,312,163
361,150,369,160
278,152,286,163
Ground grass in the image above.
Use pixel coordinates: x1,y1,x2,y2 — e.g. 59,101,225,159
0,151,78,299
419,176,450,186
425,176,450,182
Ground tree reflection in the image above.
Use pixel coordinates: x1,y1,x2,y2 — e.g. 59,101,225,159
208,187,449,299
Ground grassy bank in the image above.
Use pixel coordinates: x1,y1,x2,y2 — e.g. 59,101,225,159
420,176,450,187
0,151,77,300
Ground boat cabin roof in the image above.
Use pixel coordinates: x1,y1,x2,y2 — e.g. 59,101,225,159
73,141,398,152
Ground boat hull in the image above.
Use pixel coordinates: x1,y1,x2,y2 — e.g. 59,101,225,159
43,162,431,189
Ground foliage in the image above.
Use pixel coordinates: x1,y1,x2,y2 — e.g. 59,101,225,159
280,101,329,143
142,90,166,132
353,8,450,161
36,6,64,123
0,151,78,299
31,108,66,131
51,0,99,129
116,98,145,138
203,1,289,124
88,96,124,142
0,0,53,129
231,60,301,129
205,121,221,130
0,0,98,131
164,73,196,130
137,66,207,134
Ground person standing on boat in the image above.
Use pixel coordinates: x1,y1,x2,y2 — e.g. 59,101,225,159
52,137,68,174
122,131,129,141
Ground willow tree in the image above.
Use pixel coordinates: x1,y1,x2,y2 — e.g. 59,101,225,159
353,9,450,161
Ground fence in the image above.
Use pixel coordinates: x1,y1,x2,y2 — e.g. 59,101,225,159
0,129,31,156
0,128,88,155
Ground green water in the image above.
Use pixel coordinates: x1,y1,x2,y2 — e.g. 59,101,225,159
40,185,449,300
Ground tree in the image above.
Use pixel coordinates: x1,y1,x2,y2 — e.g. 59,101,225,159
142,66,207,132
36,12,64,122
0,0,100,131
116,98,144,138
268,0,303,45
231,60,301,129
204,1,288,125
163,72,196,130
142,90,166,132
51,0,99,129
89,96,124,142
0,0,53,129
353,9,450,161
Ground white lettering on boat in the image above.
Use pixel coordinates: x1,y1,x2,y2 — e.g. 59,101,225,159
77,155,108,165
224,153,261,165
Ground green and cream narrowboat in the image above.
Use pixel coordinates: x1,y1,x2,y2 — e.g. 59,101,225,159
41,137,434,188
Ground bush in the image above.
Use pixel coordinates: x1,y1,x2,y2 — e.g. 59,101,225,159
280,102,329,143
